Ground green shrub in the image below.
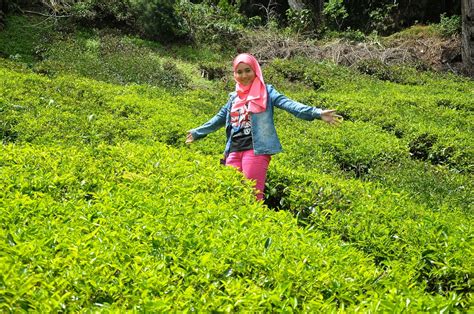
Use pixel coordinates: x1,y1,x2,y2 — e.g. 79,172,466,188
355,59,404,83
198,61,229,81
34,32,189,88
2,143,456,311
264,59,332,91
263,163,473,308
0,67,174,145
2,34,473,310
368,159,473,212
323,0,348,31
176,0,247,49
129,0,189,42
309,71,473,173
72,0,188,42
408,133,438,161
71,0,131,21
0,15,54,64
259,56,472,212
286,8,314,35
433,13,461,37
367,2,398,35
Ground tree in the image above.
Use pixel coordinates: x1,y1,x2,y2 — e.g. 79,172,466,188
461,0,474,76
0,0,7,30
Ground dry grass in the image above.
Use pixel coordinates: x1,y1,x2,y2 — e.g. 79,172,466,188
241,28,462,73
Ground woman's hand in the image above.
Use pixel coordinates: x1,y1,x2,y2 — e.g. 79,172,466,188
321,110,343,126
185,132,194,144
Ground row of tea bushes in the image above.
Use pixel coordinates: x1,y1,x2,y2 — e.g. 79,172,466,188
4,54,468,164
274,114,406,177
0,63,236,155
247,98,469,214
1,59,472,309
35,33,190,89
265,58,474,173
1,142,457,312
0,15,190,89
2,62,469,216
260,58,472,213
0,66,195,146
273,111,472,212
322,88,473,173
367,158,473,211
264,162,473,308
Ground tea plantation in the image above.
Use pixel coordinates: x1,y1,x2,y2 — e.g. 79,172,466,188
1,15,473,311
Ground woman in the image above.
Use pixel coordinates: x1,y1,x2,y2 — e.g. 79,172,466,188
186,53,342,200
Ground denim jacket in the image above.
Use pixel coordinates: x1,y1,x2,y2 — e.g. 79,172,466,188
189,84,322,156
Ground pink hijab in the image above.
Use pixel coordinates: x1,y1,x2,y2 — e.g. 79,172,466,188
233,53,267,113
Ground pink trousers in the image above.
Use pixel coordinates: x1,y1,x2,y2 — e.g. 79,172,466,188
226,150,271,201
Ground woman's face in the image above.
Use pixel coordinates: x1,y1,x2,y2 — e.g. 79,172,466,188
234,62,256,86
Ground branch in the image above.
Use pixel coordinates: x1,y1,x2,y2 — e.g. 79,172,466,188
22,9,72,18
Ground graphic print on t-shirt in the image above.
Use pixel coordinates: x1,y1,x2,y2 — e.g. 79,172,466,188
231,104,251,133
230,102,253,152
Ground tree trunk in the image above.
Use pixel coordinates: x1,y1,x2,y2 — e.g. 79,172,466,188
0,0,6,30
462,0,474,76
288,0,323,28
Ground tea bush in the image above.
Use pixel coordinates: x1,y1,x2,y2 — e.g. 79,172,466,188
266,58,473,173
3,143,460,311
35,31,189,88
176,0,249,49
261,161,473,306
261,58,472,211
1,18,473,310
2,64,472,311
0,66,195,146
355,59,410,84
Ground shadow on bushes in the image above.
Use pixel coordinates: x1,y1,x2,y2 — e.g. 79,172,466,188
198,62,229,81
355,59,428,85
35,32,190,89
408,133,456,167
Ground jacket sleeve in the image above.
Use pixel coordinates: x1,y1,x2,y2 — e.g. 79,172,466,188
268,85,322,121
189,101,229,141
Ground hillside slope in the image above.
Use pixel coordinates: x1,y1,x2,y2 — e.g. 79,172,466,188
1,15,473,311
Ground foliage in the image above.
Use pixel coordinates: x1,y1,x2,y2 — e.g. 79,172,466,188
198,61,229,81
7,0,466,42
1,16,473,310
267,163,473,305
34,30,189,88
24,0,189,42
70,0,131,22
176,0,248,49
367,2,398,35
322,0,348,31
2,63,473,311
384,24,439,41
0,15,54,64
285,8,313,35
355,59,405,83
433,13,461,37
324,28,367,42
129,0,189,42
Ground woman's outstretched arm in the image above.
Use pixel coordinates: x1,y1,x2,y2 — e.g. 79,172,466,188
186,103,229,143
269,85,342,125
